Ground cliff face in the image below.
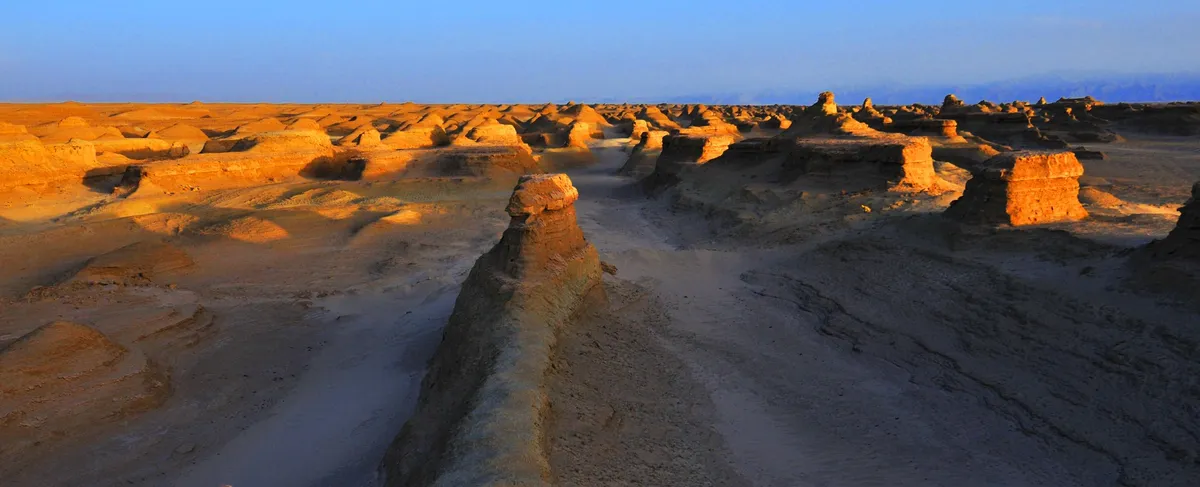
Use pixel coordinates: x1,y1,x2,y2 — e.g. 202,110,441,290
1149,181,1200,260
380,174,602,486
945,150,1088,226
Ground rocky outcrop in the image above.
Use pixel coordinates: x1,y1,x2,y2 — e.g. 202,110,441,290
659,134,735,166
380,174,602,486
776,135,939,192
944,151,1088,226
461,121,534,154
941,94,967,113
90,138,190,160
1147,181,1200,260
0,138,115,190
30,118,125,143
852,98,890,128
619,130,669,178
286,118,323,132
154,123,209,143
0,322,169,462
636,106,680,131
565,121,593,149
117,131,337,193
629,119,650,142
681,110,740,136
234,117,287,135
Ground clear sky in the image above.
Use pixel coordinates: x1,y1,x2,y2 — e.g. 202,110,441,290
1,0,1197,103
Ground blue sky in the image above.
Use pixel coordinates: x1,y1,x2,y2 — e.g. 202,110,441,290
1,0,1197,102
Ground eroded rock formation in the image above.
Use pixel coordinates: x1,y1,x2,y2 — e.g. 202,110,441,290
776,135,939,192
1148,181,1200,260
380,174,601,486
945,150,1088,225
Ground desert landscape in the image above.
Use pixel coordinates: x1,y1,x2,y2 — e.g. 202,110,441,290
0,94,1198,487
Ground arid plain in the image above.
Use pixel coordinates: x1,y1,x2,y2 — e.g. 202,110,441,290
1,96,1198,486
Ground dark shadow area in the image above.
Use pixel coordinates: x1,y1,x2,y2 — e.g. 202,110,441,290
300,152,366,181
83,168,126,194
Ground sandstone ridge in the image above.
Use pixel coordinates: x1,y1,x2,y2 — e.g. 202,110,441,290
380,174,602,486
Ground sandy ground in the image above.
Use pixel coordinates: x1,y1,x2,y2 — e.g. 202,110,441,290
546,142,1199,486
0,175,514,486
3,128,1198,486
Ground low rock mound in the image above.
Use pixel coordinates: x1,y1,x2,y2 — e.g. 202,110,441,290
0,139,114,191
337,125,383,148
380,174,602,486
234,118,287,135
155,123,209,141
65,241,195,286
0,322,169,460
945,151,1088,226
196,216,289,243
462,121,533,154
886,118,959,138
382,125,448,149
286,118,323,132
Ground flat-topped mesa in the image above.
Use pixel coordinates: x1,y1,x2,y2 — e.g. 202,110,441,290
636,106,681,131
565,121,593,149
379,174,601,486
1147,181,1200,260
783,92,878,137
462,121,534,154
680,110,741,137
944,150,1088,226
885,118,960,138
778,135,939,192
382,124,449,149
941,111,1068,149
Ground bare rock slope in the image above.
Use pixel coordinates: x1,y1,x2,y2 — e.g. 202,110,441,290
380,174,602,486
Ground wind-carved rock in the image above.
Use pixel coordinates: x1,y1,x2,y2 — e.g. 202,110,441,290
945,150,1088,226
807,91,839,116
619,130,669,178
380,174,602,487
1148,181,1200,260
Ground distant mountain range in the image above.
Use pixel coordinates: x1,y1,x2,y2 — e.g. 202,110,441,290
618,72,1200,106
